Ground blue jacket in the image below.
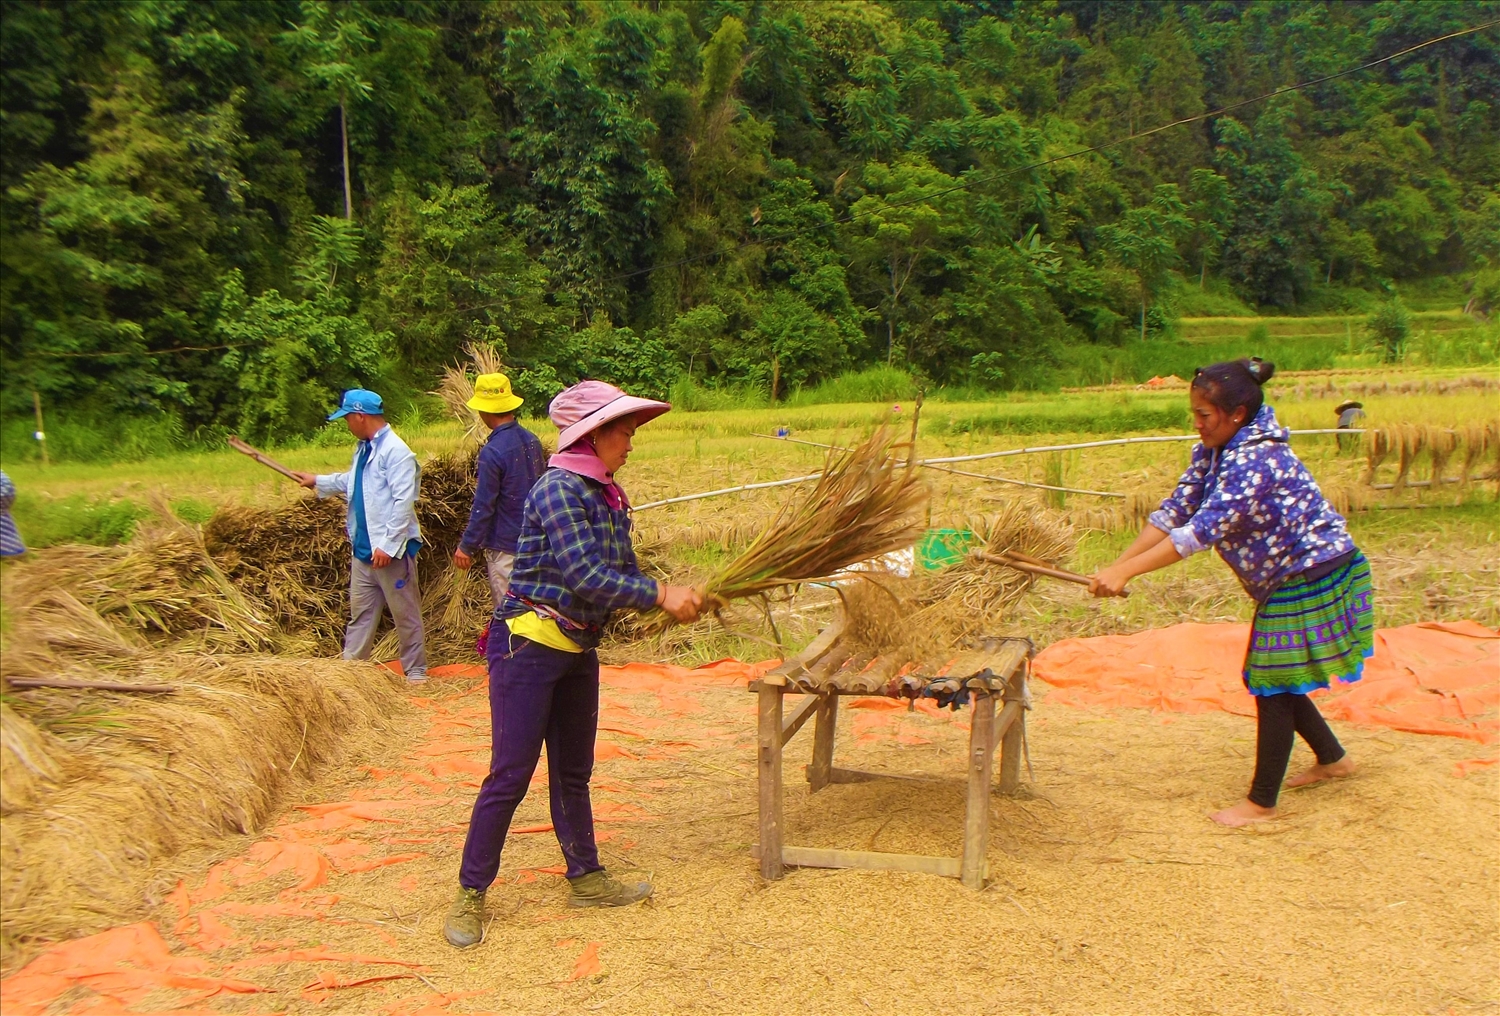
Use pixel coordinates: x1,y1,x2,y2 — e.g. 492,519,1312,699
315,425,422,559
499,468,659,650
459,421,546,555
1149,404,1356,602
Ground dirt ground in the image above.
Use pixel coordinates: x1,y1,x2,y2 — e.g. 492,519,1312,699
12,654,1496,1016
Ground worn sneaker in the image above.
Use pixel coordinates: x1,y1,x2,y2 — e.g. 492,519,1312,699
442,887,486,947
567,868,653,908
406,670,429,685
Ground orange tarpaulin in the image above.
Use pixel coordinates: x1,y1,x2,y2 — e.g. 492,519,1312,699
1033,620,1500,744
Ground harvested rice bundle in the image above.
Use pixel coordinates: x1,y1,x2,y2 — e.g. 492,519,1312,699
435,342,508,443
650,428,928,627
1363,427,1392,485
1391,424,1427,494
1428,427,1459,494
1458,422,1498,488
909,502,1075,645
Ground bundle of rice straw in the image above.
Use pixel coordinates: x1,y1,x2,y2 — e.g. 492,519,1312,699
434,342,508,443
912,502,1076,641
651,427,928,626
840,501,1076,661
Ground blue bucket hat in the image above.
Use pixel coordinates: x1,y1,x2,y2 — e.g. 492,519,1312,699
328,389,384,421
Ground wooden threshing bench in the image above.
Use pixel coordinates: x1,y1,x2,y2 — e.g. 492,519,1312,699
748,619,1032,889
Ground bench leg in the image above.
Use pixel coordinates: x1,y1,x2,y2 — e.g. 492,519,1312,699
999,710,1024,795
961,691,996,889
757,683,785,880
808,694,838,793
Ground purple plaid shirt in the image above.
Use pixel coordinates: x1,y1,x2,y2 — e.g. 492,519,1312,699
1148,404,1356,602
499,468,658,649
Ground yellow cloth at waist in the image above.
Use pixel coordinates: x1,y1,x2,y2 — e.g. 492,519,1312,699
505,611,584,653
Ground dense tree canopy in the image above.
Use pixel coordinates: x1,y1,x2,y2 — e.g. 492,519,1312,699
2,1,1496,442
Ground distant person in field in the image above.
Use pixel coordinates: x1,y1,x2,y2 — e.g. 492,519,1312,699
1335,399,1366,452
443,380,703,949
1089,359,1371,827
452,372,546,617
292,389,428,684
0,471,26,557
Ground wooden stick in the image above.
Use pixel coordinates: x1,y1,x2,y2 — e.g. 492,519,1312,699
808,695,838,794
971,550,1129,597
780,693,820,746
918,461,1125,498
227,435,303,482
754,843,963,879
6,677,175,693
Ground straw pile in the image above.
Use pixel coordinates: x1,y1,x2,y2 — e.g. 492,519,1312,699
202,447,488,659
3,520,279,656
0,518,408,962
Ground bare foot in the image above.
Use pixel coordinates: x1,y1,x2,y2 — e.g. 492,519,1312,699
1285,756,1357,789
1209,800,1276,827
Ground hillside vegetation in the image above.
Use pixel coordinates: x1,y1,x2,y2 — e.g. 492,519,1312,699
2,1,1498,459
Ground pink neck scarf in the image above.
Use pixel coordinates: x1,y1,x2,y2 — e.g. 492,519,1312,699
550,442,629,510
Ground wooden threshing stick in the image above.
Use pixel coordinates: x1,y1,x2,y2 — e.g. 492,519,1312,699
227,435,303,482
971,550,1129,597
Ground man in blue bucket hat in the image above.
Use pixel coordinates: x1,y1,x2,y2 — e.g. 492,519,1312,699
292,389,428,682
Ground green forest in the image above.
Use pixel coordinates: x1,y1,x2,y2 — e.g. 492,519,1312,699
2,0,1498,455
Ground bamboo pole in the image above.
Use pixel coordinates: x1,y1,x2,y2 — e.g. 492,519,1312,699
6,677,175,693
918,461,1125,497
751,433,1126,497
637,430,1368,512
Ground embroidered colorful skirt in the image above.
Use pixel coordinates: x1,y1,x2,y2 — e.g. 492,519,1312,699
1244,551,1374,697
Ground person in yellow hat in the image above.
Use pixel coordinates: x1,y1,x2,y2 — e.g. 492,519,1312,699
453,373,546,610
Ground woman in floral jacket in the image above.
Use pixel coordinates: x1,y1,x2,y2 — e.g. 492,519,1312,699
1090,358,1373,827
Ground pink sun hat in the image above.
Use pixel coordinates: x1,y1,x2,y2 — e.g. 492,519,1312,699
549,380,671,450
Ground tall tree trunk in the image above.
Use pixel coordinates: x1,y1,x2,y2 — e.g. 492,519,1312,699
1199,257,1206,290
770,354,781,402
1327,258,1334,285
887,260,900,366
1140,298,1147,342
340,97,353,220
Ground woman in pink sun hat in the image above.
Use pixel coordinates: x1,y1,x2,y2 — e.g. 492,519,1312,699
444,380,702,948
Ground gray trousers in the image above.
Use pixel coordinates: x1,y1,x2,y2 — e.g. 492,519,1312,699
344,555,428,678
484,549,517,609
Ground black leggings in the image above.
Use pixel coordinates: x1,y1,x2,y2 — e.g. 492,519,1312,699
1249,693,1345,808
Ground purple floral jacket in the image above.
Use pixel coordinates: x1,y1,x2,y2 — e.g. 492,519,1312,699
1148,404,1356,602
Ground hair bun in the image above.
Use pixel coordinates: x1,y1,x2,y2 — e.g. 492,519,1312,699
1247,357,1276,385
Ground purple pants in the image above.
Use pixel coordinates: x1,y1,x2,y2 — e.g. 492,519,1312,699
458,631,602,889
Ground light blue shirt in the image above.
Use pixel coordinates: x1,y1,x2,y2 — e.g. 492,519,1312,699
315,425,423,559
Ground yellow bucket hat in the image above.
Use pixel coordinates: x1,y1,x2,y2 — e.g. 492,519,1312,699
466,372,524,414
